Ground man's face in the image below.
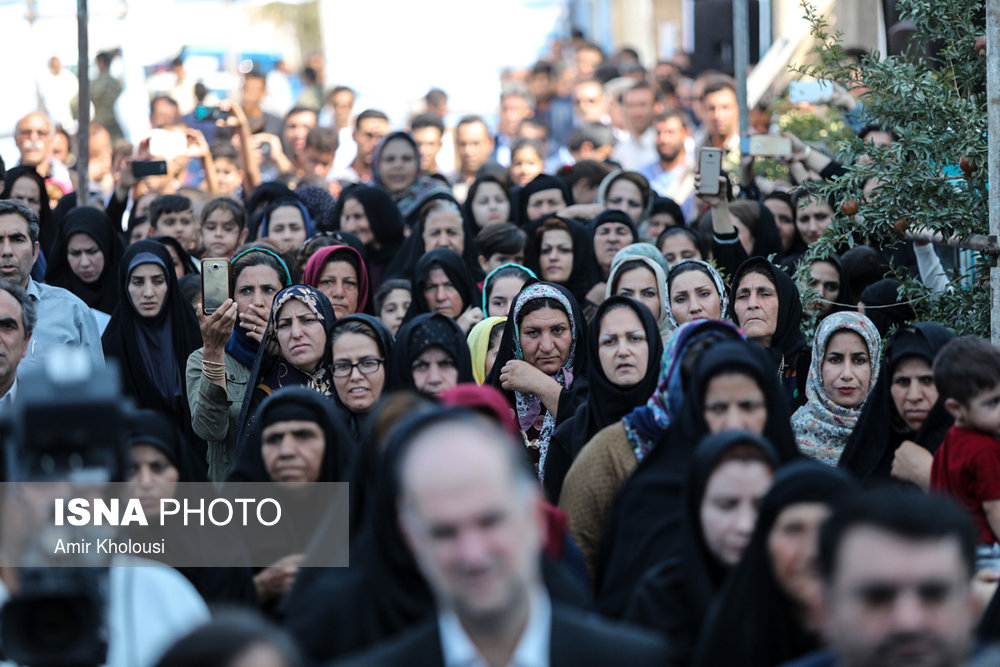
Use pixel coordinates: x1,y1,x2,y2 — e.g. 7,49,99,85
154,208,197,248
823,526,974,667
0,290,29,388
331,91,355,129
655,116,687,163
15,113,52,168
499,95,532,138
0,214,38,288
353,118,391,168
703,88,738,141
400,424,543,623
149,100,179,129
623,88,656,133
241,77,266,107
412,127,443,173
576,47,602,80
456,121,493,175
301,148,335,180
283,111,318,161
572,82,606,123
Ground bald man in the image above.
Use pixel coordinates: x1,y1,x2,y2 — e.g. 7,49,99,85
14,111,71,187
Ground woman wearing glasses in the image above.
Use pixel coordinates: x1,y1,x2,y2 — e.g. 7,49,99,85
328,314,395,438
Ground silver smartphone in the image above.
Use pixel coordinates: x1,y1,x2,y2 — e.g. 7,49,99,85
698,148,724,196
201,258,231,315
748,135,793,157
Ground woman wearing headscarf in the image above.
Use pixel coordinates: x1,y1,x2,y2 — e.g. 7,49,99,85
792,312,882,466
839,322,955,488
186,248,292,482
859,278,917,338
372,131,451,225
481,263,535,318
595,170,653,230
692,461,857,667
386,191,481,283
467,316,507,385
44,205,123,325
595,340,800,617
405,248,483,332
326,184,405,289
103,240,205,476
697,182,783,280
625,431,779,665
328,314,394,439
729,256,811,408
665,258,729,328
3,165,56,256
234,284,337,445
802,255,855,321
644,195,685,242
486,282,588,478
258,197,315,253
524,216,593,304
543,296,662,503
463,174,512,230
151,235,199,277
388,312,474,398
605,243,671,345
302,244,370,318
516,173,574,230
583,209,639,316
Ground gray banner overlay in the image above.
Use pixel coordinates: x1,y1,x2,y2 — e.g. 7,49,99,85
0,482,349,568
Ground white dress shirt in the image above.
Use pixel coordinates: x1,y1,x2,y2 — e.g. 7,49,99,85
438,588,552,667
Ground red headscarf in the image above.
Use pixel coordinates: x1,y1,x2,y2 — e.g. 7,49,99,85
302,245,370,314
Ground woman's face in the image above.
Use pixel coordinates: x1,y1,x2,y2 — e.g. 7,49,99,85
422,267,464,319
269,206,307,252
379,288,411,336
765,198,796,253
645,212,679,243
805,261,841,317
340,198,373,246
606,178,645,226
411,345,459,397
768,502,831,617
234,265,282,319
332,332,385,413
423,209,464,255
700,458,773,567
594,223,633,274
275,299,327,373
822,330,873,409
539,229,574,283
161,243,185,279
796,199,834,246
261,419,325,486
660,233,701,267
733,271,780,347
703,372,767,434
10,176,42,214
128,263,168,318
669,269,722,324
316,260,359,319
485,327,503,379
128,444,179,520
470,182,510,227
509,148,544,187
487,276,526,318
890,357,938,432
597,306,649,387
379,137,419,195
519,306,572,375
615,266,661,320
525,188,566,221
67,232,105,284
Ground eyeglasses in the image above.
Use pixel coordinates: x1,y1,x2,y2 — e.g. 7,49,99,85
332,358,384,377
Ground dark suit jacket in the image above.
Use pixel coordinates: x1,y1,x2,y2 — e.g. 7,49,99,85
332,602,669,666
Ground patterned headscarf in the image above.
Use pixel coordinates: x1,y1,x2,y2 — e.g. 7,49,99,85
511,283,578,477
263,285,336,396
792,312,882,466
621,319,744,461
665,258,729,328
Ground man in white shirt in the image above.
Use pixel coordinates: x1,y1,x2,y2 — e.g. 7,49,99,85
639,109,697,221
610,81,661,170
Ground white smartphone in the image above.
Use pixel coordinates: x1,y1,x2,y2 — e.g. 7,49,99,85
748,135,793,157
789,79,834,104
698,148,724,196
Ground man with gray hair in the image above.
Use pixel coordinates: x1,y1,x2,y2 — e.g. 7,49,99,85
0,280,36,409
0,201,102,377
343,410,668,665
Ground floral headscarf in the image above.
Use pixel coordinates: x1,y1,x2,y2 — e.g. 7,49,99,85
665,258,729,328
262,285,337,396
792,312,882,466
511,283,578,477
621,319,744,462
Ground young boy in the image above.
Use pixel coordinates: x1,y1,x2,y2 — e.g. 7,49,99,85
149,194,197,250
210,142,244,200
199,197,247,259
930,335,1000,545
474,222,527,275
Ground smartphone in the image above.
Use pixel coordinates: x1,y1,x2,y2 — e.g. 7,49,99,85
201,258,232,315
131,160,168,178
748,135,793,157
147,128,187,158
194,105,230,123
698,148,723,196
259,141,272,159
789,79,834,104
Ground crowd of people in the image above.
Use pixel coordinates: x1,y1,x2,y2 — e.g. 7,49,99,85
0,29,997,667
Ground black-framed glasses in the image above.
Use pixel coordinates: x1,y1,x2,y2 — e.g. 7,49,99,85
332,358,384,377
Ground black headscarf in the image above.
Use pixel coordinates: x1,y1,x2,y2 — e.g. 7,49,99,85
543,296,663,501
523,216,593,304
404,248,479,322
385,190,480,283
586,209,639,284
328,314,395,437
2,166,55,254
516,173,573,228
388,312,474,393
650,195,685,227
625,432,779,664
102,241,204,476
326,184,405,286
44,206,123,314
463,174,512,230
245,182,296,240
125,408,203,484
839,322,955,485
859,278,916,338
810,254,855,320
693,460,858,667
150,235,198,276
595,339,798,617
226,386,355,483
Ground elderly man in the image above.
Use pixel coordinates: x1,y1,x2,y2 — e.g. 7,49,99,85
14,111,72,187
0,201,102,377
341,410,668,665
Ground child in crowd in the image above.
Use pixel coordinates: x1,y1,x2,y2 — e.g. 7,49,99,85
149,194,197,252
199,197,247,259
930,336,1000,545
